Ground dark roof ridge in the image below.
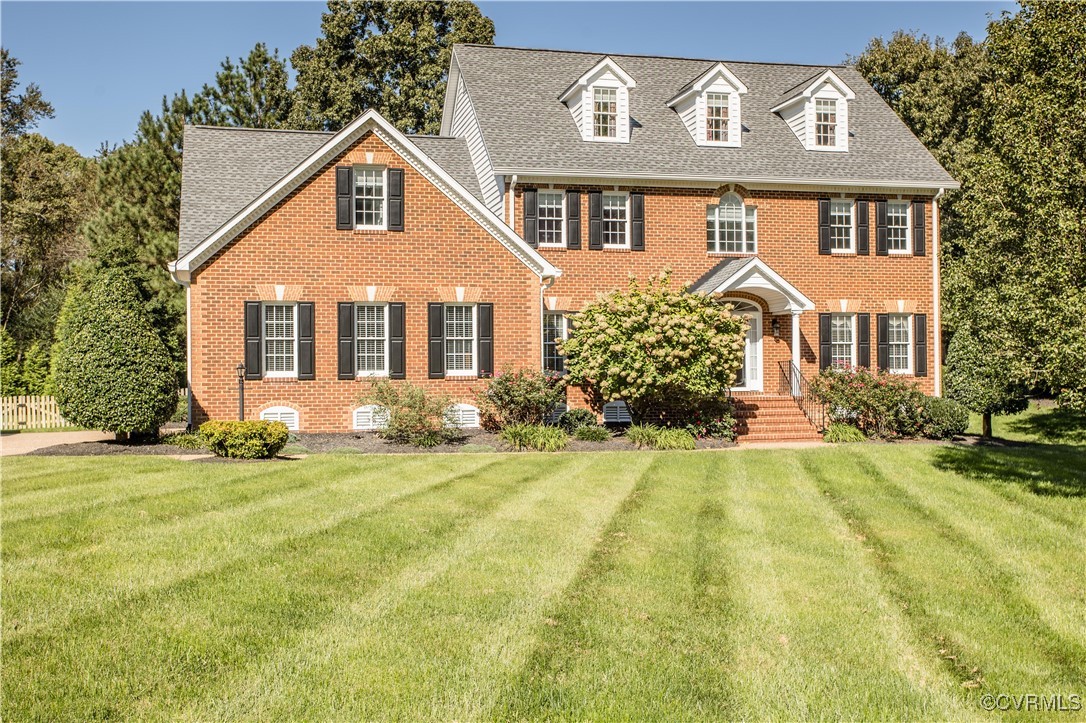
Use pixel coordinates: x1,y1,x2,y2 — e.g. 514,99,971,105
186,124,334,135
453,43,847,70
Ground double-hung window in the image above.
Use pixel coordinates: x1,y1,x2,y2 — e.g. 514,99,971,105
263,303,297,377
886,201,911,253
593,87,618,139
355,304,388,376
705,92,729,143
830,313,856,369
543,312,568,374
829,199,854,252
887,314,912,374
707,193,756,253
602,193,629,247
537,191,565,246
815,98,837,147
354,166,385,229
444,304,476,376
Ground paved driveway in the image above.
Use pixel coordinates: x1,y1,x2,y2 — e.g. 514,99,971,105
0,431,113,456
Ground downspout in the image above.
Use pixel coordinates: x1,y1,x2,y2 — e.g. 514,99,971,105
931,188,945,396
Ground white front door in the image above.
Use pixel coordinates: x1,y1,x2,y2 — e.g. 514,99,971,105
725,300,763,392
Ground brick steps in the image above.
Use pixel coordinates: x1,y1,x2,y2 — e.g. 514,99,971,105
732,394,822,443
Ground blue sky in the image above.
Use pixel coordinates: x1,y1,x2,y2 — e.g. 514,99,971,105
2,1,1013,156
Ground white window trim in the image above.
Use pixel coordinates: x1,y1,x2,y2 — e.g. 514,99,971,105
722,299,763,392
830,313,858,369
355,302,390,378
703,91,733,146
887,200,912,255
589,82,625,143
536,190,567,248
262,302,298,379
830,198,856,255
601,191,631,249
707,193,757,254
444,303,478,378
887,313,914,375
353,165,387,231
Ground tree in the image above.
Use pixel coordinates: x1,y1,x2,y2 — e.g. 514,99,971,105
290,0,495,134
200,43,295,128
1,48,54,138
561,273,747,423
944,322,1029,438
51,268,178,438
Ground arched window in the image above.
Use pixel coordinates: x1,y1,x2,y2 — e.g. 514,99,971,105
706,192,757,254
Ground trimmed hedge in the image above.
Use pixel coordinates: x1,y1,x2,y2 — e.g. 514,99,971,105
199,420,289,459
557,408,598,433
919,396,969,439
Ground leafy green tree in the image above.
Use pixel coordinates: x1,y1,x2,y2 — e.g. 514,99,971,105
561,273,747,423
0,325,22,394
19,341,50,394
51,268,178,438
1,49,54,138
944,322,1029,438
290,0,495,134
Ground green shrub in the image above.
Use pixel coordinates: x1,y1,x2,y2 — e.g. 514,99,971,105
199,420,289,459
362,381,460,447
919,396,969,439
572,425,611,442
653,428,697,450
625,423,661,448
51,269,178,437
499,423,569,452
681,399,737,440
160,431,206,450
823,423,866,443
944,323,1029,437
557,408,598,433
809,367,925,438
475,368,566,430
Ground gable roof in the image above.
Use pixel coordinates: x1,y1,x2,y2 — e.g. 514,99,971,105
447,44,957,190
666,62,749,107
172,111,558,282
558,55,636,102
690,256,815,313
770,69,856,112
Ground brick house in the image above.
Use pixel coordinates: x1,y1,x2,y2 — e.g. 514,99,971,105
171,45,957,440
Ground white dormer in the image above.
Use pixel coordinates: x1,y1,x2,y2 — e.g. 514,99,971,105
559,56,636,144
770,69,855,152
667,63,749,148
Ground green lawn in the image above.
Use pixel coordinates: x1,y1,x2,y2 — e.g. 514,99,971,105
2,412,1084,720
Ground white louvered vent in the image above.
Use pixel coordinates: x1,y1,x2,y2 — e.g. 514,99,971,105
445,403,481,429
353,405,390,431
602,401,632,424
548,403,569,424
260,406,299,431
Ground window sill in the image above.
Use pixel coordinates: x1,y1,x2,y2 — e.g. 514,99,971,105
830,250,857,256
262,376,299,383
538,244,568,251
708,251,757,257
887,250,912,257
352,228,388,235
602,246,631,252
356,373,389,379
444,374,478,381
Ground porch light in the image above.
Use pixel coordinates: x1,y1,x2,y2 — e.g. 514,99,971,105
771,317,781,339
236,363,246,421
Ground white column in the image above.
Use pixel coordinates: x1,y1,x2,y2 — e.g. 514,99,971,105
790,311,802,396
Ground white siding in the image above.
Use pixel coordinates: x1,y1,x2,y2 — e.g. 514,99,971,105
675,96,698,139
781,100,806,145
450,74,503,214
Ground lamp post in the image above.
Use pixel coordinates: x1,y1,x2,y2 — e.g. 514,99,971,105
236,363,246,420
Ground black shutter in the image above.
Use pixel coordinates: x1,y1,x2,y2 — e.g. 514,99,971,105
477,303,494,378
630,192,645,251
428,303,445,379
566,191,581,249
856,200,870,255
914,314,928,377
857,313,871,368
297,302,315,380
389,302,406,379
818,313,832,370
523,189,538,248
818,198,831,255
877,314,889,371
244,301,262,379
588,190,603,250
875,200,888,256
387,168,404,232
912,200,926,256
337,302,355,380
336,166,353,230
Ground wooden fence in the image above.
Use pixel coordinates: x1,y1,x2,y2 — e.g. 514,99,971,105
1,396,74,431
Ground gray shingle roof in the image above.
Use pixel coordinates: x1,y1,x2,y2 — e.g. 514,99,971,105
452,45,956,188
178,126,485,257
689,257,752,294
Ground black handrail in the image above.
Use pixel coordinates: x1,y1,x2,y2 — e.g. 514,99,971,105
778,360,826,431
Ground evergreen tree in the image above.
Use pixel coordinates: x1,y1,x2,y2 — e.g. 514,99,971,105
201,43,294,128
1,48,54,138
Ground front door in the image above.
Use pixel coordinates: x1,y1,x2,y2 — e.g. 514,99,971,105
725,300,762,392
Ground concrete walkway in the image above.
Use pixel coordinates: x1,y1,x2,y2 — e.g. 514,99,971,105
0,431,113,457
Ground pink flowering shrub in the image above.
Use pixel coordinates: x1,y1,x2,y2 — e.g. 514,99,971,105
808,367,925,438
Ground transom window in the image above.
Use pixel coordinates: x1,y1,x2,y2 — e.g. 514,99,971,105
543,312,568,374
444,304,476,376
888,314,912,374
830,313,856,369
815,98,837,147
355,304,388,376
538,191,564,246
602,193,628,247
887,201,910,253
263,303,296,376
593,87,617,138
830,199,854,252
705,92,730,142
354,166,385,228
707,193,756,253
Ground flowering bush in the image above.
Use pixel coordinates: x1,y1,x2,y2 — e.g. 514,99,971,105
560,272,747,423
809,367,925,438
682,400,738,440
475,368,566,430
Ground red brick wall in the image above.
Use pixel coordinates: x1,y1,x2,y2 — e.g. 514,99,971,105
189,132,543,432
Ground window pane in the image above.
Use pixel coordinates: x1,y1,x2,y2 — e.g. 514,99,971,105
830,313,854,368
263,304,295,374
444,305,475,372
602,194,627,246
355,304,387,374
887,201,910,252
543,313,567,373
888,314,911,372
593,87,617,138
705,92,729,142
538,191,564,245
815,98,837,147
354,167,384,227
830,199,853,251
744,205,757,252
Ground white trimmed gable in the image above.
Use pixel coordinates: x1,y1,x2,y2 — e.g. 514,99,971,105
559,56,636,144
667,63,748,148
771,69,855,152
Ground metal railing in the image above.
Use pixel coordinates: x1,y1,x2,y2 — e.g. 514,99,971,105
778,360,827,431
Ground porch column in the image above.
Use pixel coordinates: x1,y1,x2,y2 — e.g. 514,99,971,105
790,311,802,396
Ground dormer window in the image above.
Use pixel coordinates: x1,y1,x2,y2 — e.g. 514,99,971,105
559,56,635,144
815,99,837,147
593,87,618,138
705,92,730,142
667,63,748,148
771,69,855,152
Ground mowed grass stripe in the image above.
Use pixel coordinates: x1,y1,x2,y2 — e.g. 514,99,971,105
1,454,544,721
3,454,499,642
804,448,1085,698
721,450,964,720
